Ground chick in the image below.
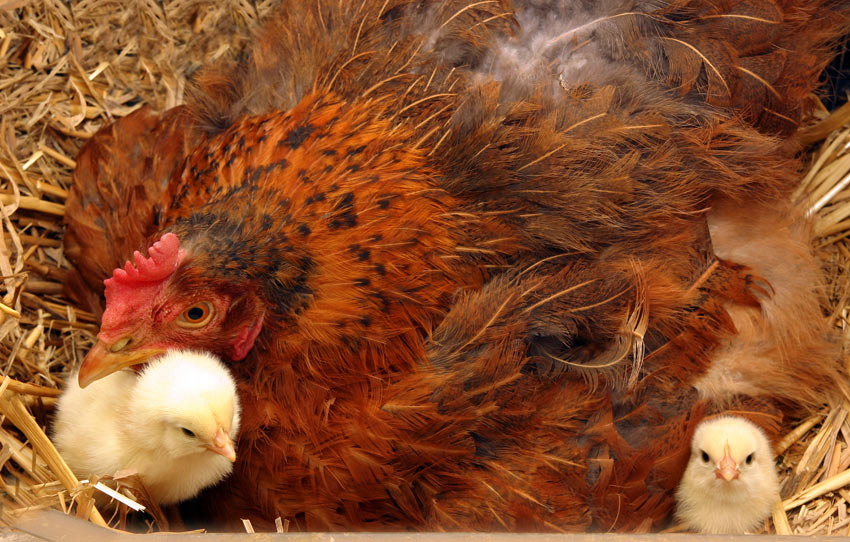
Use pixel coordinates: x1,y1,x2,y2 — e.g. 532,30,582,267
52,349,240,505
675,416,780,534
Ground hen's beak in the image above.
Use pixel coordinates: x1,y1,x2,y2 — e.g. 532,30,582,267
205,427,237,462
714,442,739,481
77,340,164,388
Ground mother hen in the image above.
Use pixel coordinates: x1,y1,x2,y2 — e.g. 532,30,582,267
63,0,849,532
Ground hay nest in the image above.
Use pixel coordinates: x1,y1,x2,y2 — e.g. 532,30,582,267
0,0,848,535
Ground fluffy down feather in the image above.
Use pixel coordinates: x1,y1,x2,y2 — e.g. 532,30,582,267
53,350,240,505
697,198,840,408
676,416,780,534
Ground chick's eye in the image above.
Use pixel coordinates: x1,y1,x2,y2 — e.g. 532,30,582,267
177,301,214,328
700,450,710,463
181,428,196,438
746,453,754,465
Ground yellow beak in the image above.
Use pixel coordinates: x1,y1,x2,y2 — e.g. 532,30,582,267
77,340,164,388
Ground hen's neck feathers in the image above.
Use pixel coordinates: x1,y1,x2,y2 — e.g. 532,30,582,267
161,94,492,380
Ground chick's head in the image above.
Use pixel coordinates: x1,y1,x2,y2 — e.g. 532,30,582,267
695,417,772,484
675,416,779,533
129,349,240,462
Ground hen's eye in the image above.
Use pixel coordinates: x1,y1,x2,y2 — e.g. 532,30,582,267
177,301,214,328
746,453,754,465
181,428,196,438
700,450,710,463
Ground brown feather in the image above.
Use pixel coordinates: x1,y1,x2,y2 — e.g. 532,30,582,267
63,0,850,532
63,106,204,310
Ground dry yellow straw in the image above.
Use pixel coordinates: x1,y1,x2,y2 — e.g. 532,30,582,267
0,383,107,527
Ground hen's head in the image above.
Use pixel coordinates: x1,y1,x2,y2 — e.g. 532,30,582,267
675,416,779,534
77,91,490,388
77,233,265,387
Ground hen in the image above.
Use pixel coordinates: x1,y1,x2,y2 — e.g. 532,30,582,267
53,349,240,505
64,0,849,532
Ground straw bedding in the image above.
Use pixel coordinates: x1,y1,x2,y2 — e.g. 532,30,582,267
0,0,848,535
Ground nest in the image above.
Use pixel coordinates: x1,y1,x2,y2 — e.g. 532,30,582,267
0,0,848,535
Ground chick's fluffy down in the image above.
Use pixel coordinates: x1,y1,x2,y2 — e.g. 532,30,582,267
53,349,241,505
676,416,779,534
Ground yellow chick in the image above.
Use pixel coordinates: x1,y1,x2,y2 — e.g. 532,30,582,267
675,416,779,534
52,349,240,505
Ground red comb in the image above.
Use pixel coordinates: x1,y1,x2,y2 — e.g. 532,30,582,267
106,233,181,288
101,233,182,332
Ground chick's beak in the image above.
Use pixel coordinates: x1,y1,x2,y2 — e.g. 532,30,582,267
77,340,164,388
205,427,236,462
715,443,739,481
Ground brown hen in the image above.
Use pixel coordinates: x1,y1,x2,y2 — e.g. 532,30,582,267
63,0,849,532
